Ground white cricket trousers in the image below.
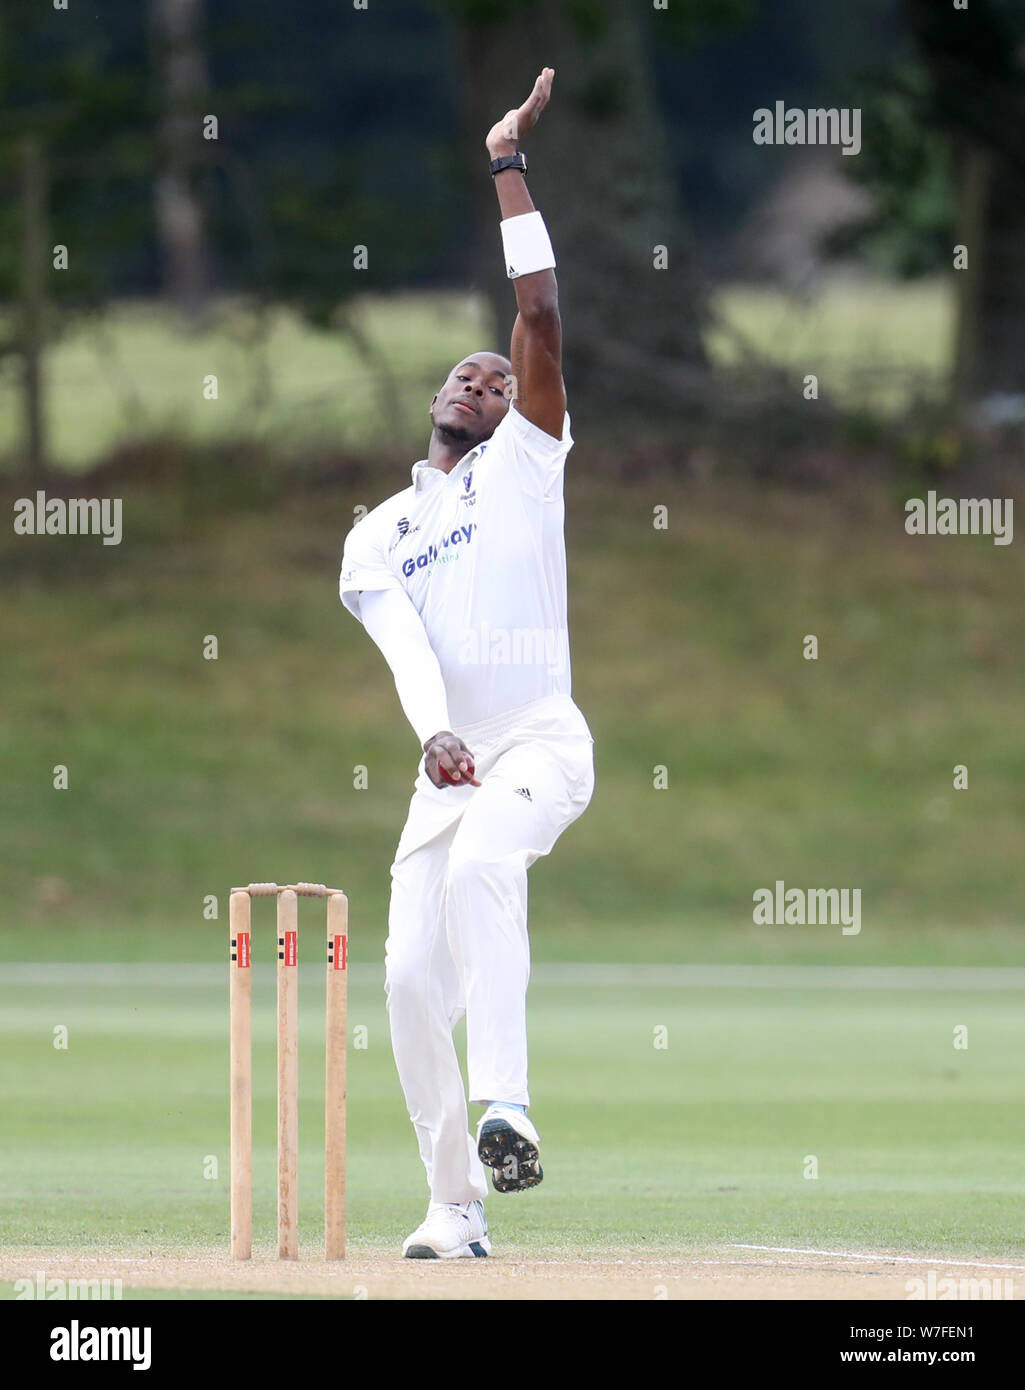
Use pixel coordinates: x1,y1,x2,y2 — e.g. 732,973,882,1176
385,693,594,1205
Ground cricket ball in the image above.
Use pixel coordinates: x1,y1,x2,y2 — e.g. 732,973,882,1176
440,760,474,785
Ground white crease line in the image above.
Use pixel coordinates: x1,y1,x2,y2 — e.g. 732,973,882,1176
732,1244,1025,1271
3,964,1024,991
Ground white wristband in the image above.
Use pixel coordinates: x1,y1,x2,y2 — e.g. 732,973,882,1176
500,211,556,280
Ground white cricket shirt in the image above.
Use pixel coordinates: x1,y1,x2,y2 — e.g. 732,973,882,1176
340,404,575,729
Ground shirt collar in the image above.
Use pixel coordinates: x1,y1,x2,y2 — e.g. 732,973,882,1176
411,444,483,493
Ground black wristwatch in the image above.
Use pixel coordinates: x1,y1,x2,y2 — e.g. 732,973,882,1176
489,151,527,177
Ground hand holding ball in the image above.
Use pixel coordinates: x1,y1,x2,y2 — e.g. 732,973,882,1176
439,758,475,785
423,731,482,789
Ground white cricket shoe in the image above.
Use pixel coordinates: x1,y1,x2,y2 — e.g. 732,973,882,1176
402,1200,490,1259
476,1104,543,1193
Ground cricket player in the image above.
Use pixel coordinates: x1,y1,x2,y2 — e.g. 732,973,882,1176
339,68,594,1259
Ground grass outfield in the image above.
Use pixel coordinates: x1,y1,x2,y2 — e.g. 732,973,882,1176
1,963,1022,1279
2,473,1023,965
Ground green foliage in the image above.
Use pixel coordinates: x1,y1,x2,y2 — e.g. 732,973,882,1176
0,1,459,336
432,0,542,25
828,69,954,279
646,0,753,46
0,3,152,312
837,0,1025,278
571,70,632,122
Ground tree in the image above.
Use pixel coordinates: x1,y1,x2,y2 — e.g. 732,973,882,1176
17,134,49,481
902,0,1025,415
0,3,153,478
149,0,211,325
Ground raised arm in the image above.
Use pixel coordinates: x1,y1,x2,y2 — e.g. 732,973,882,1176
485,68,565,441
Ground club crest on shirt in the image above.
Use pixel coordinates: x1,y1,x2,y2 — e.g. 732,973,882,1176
462,470,477,507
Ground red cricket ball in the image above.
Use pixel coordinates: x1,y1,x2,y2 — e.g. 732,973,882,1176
440,760,474,785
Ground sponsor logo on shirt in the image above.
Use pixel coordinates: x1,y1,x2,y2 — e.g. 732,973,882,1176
462,470,477,507
388,516,421,553
401,522,477,577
